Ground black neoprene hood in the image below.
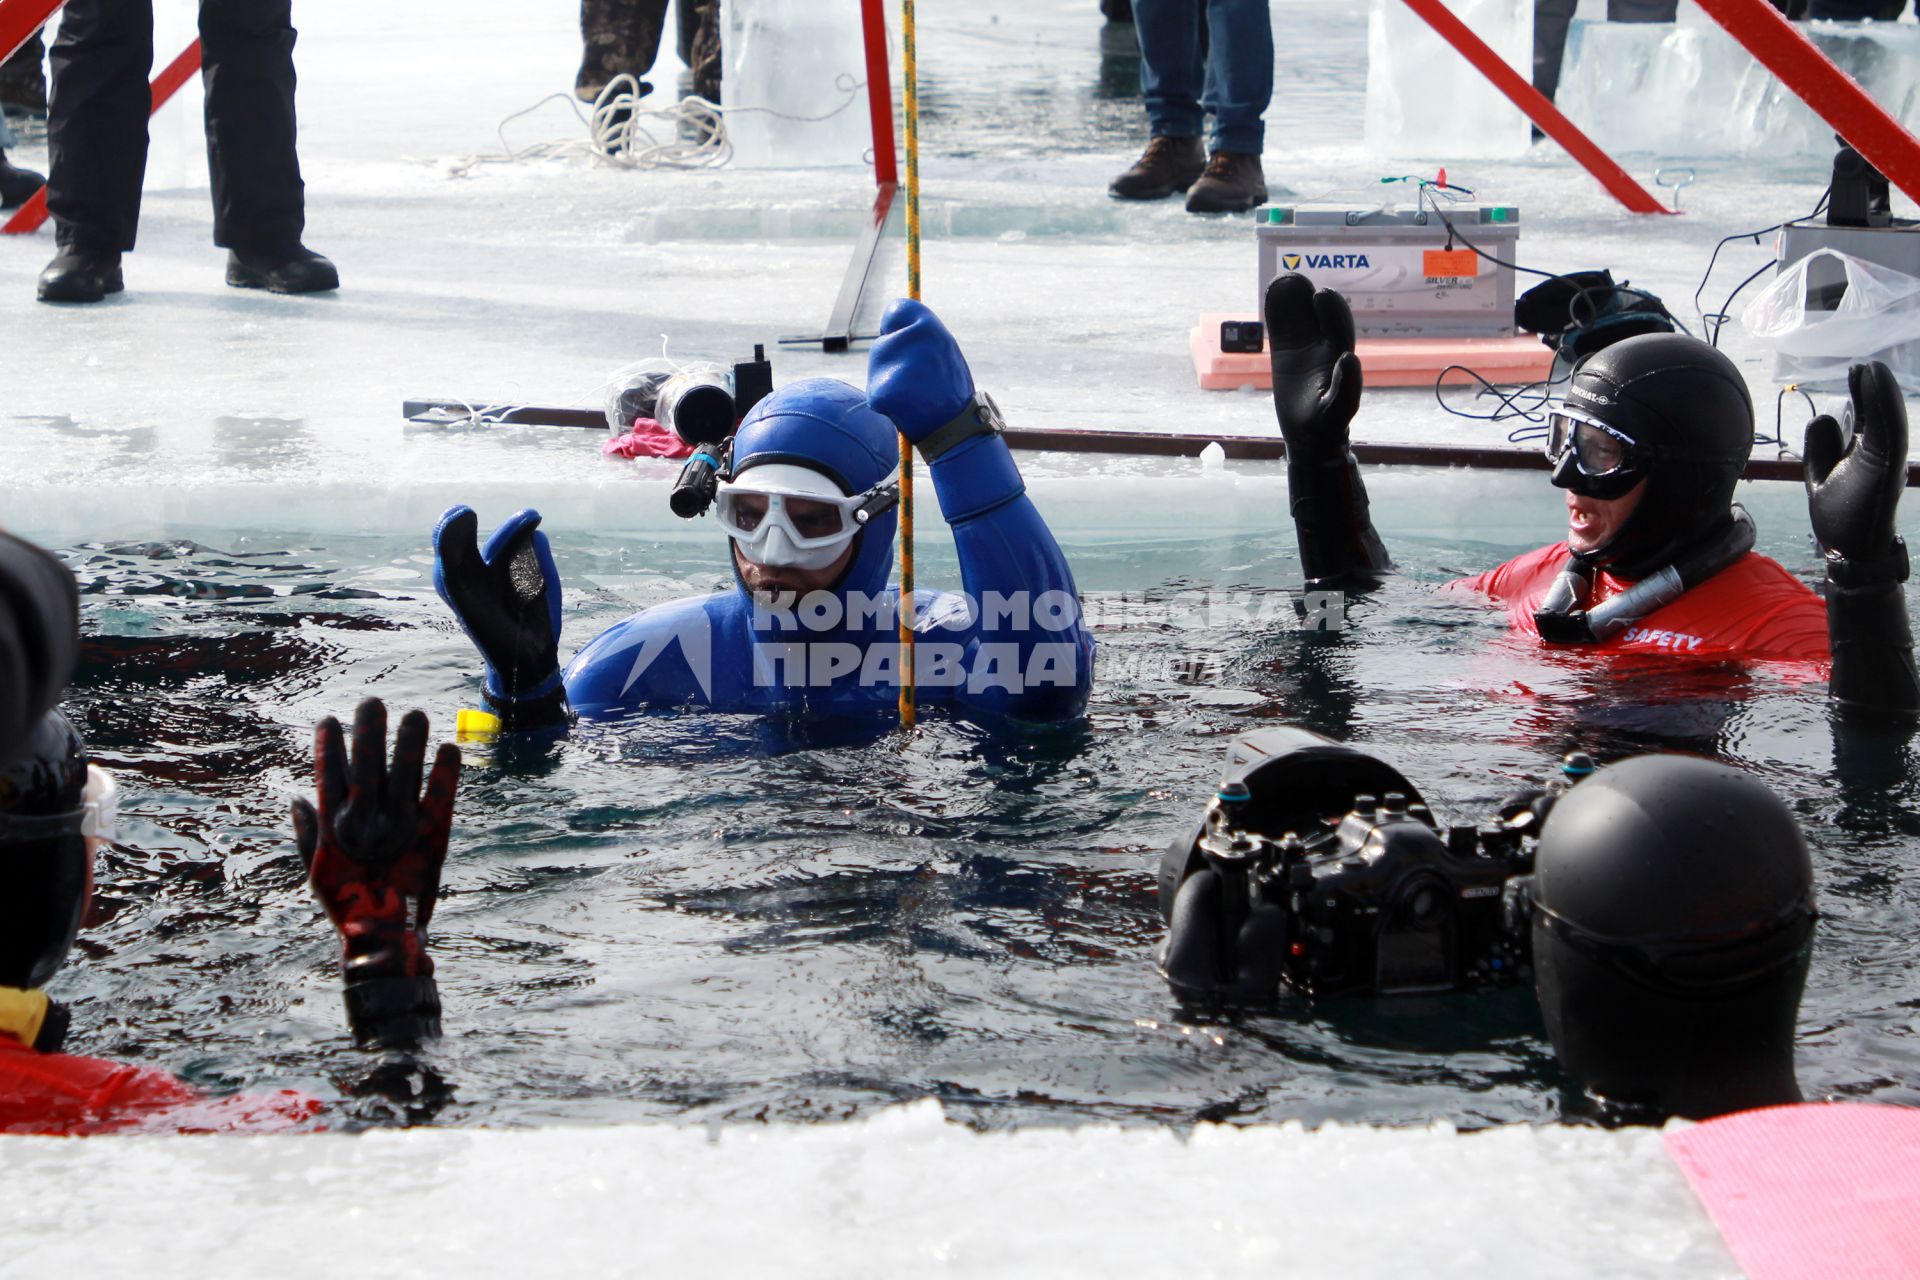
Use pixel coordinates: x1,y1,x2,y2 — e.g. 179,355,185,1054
1532,755,1812,951
1557,334,1755,580
1529,755,1815,1117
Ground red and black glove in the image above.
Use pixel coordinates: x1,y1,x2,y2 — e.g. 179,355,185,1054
293,698,460,1049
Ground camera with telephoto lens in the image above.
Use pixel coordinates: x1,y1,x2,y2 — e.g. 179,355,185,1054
1157,727,1581,1002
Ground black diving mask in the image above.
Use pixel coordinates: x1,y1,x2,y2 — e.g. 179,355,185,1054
0,765,120,846
1544,404,1646,500
1531,891,1816,995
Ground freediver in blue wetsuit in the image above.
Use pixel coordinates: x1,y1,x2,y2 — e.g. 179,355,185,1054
431,299,1094,729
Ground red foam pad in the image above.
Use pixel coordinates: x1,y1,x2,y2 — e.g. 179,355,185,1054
1666,1103,1920,1280
1190,313,1557,391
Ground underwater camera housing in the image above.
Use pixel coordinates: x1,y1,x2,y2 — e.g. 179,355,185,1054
1157,728,1537,1001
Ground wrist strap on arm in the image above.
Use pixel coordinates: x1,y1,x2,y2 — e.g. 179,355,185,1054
918,393,1005,461
1826,537,1910,588
482,683,570,731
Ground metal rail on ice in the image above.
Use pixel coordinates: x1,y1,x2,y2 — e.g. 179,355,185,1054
399,399,1907,485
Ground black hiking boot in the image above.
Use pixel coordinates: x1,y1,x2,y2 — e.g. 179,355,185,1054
1185,150,1267,214
226,244,340,294
37,249,123,303
0,147,43,209
1108,135,1205,201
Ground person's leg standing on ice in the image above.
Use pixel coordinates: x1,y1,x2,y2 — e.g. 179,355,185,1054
1108,0,1207,200
0,101,44,211
577,0,669,103
0,28,48,208
1183,0,1269,214
677,0,722,103
202,0,336,293
37,0,153,303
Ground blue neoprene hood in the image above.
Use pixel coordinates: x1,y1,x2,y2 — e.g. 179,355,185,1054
729,377,898,599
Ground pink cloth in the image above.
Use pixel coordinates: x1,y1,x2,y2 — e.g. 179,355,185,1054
1667,1102,1920,1280
602,418,694,460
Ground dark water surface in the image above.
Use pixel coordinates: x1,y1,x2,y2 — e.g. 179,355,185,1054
48,499,1920,1130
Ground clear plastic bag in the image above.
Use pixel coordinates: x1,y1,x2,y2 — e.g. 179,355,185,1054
1742,248,1920,390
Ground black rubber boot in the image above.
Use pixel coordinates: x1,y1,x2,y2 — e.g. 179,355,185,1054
1108,135,1205,200
0,146,43,209
37,249,124,303
226,244,340,294
1186,150,1268,214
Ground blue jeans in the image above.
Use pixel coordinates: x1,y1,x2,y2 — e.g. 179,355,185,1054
1132,0,1273,154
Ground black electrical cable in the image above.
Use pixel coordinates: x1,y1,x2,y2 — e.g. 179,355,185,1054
1414,183,1683,430
1693,184,1833,347
1416,177,1840,449
1707,260,1780,349
1416,186,1692,337
1433,361,1572,432
1760,384,1818,455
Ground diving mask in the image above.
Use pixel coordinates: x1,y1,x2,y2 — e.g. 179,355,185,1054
0,765,120,846
1544,403,1645,499
716,463,899,572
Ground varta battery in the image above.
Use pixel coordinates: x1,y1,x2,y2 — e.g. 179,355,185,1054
1254,203,1522,337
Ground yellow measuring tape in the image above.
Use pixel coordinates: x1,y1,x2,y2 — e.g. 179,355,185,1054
899,0,921,729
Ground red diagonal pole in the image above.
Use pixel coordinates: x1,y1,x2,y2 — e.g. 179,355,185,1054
2,35,202,235
860,0,896,188
1,0,62,66
1691,0,1920,208
1394,0,1672,215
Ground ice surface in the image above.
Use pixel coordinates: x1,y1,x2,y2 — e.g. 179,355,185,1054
0,1101,1736,1279
1364,0,1533,160
722,0,882,168
1557,8,1920,160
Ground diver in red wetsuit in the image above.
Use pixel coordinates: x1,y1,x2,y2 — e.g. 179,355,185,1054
1262,272,1920,713
0,699,456,1134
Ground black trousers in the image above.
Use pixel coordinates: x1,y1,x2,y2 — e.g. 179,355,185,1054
47,0,303,254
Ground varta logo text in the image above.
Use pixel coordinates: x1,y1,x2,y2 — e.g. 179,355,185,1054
1284,253,1371,271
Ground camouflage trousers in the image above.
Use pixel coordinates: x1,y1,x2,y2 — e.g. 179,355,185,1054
578,0,721,103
